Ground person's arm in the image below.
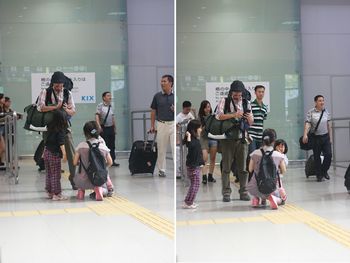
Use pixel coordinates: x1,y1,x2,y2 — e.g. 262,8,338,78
215,98,243,121
150,95,157,133
63,92,76,116
150,109,156,133
302,122,311,143
106,153,113,167
244,101,254,126
279,160,286,175
191,108,197,119
37,89,62,112
73,151,80,166
327,121,332,144
112,115,116,134
245,112,254,126
248,158,254,173
60,145,67,162
302,110,312,143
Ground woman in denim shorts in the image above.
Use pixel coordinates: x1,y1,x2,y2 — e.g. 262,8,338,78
198,100,218,184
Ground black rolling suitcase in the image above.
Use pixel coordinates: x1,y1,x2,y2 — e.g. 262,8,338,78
305,154,324,178
129,132,157,175
344,164,350,192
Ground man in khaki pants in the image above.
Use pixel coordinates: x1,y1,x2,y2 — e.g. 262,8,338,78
215,80,253,202
150,75,175,177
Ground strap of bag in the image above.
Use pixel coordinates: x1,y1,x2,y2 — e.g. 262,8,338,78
102,105,111,126
79,156,86,174
314,109,325,133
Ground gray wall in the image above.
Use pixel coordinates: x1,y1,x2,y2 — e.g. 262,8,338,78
301,0,350,162
127,0,174,141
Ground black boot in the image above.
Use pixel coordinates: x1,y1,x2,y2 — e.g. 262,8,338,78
202,174,207,184
208,173,216,183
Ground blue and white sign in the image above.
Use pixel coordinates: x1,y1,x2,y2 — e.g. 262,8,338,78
31,72,96,104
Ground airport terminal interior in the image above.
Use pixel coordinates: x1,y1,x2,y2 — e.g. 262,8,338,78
1,0,350,262
0,158,174,263
176,165,350,262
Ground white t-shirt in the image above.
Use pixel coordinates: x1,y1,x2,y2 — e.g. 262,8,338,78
176,112,195,125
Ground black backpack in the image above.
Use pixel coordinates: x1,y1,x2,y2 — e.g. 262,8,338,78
255,149,279,195
80,141,108,186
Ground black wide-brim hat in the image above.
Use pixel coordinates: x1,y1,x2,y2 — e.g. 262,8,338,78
229,80,245,93
51,71,66,84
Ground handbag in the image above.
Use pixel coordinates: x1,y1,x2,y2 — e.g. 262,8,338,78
23,104,67,131
23,104,55,131
299,110,324,150
204,114,240,140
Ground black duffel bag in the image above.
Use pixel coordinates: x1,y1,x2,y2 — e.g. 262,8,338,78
23,104,55,131
204,114,240,140
299,109,324,151
299,132,314,151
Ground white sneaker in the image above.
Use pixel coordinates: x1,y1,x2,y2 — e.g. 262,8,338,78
182,203,198,209
52,194,68,201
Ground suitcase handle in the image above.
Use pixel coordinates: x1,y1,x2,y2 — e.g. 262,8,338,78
144,131,157,151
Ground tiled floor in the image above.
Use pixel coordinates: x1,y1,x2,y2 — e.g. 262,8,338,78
176,166,350,262
0,158,174,263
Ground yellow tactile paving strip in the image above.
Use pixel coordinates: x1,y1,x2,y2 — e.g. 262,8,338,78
0,194,174,239
178,203,350,249
106,196,174,239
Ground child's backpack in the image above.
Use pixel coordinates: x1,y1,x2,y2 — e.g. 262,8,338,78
255,149,279,195
80,141,108,186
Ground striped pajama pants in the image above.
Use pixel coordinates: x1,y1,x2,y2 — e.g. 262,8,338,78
184,166,201,206
43,148,62,195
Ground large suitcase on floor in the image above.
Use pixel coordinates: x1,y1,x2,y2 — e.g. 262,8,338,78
344,164,350,190
305,154,324,178
128,133,157,175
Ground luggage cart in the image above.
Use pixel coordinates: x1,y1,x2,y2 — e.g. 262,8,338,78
3,111,19,184
177,120,189,186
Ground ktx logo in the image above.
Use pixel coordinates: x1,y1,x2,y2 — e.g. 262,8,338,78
81,96,95,101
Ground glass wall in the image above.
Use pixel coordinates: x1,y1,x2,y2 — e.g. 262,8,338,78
0,0,128,155
177,0,303,160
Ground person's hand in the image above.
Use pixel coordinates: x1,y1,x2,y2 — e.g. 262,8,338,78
235,110,244,119
276,147,283,154
170,104,174,112
244,112,253,121
149,126,156,133
56,101,63,109
302,134,308,144
185,131,191,141
62,153,67,162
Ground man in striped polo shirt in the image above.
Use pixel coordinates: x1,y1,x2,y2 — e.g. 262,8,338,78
248,85,268,153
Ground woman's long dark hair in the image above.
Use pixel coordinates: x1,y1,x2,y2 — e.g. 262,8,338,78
183,119,201,144
198,100,212,126
47,110,68,133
